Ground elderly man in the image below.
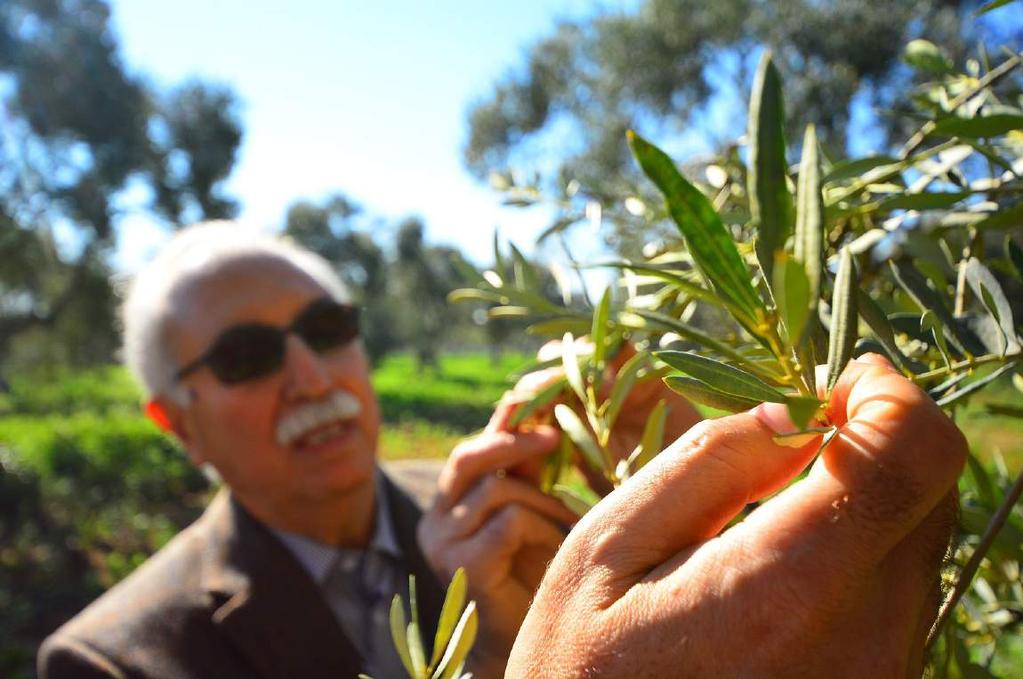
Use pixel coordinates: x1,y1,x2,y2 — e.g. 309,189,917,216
37,222,574,678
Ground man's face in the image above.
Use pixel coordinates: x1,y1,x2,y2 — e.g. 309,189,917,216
165,255,380,512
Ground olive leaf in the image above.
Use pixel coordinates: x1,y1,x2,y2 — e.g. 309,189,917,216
432,602,478,679
603,351,647,430
932,114,1023,139
921,310,954,370
663,375,763,413
773,253,811,346
552,484,599,517
748,52,793,283
508,376,566,429
629,399,668,473
430,568,468,669
794,124,823,318
628,130,765,327
785,395,823,430
964,257,1020,354
825,248,858,394
390,595,416,677
655,350,787,403
554,404,607,473
591,287,612,370
856,290,911,370
1006,236,1023,280
561,332,587,404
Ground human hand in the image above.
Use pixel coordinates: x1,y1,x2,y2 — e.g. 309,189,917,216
417,398,577,678
507,354,966,678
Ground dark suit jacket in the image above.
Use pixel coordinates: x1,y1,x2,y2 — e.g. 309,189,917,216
38,474,444,679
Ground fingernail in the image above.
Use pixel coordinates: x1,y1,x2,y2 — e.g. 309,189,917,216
753,402,799,435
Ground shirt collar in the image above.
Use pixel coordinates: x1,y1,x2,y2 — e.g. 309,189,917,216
271,469,402,586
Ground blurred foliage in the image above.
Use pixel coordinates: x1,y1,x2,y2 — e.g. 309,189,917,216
0,0,243,374
465,0,1021,256
454,18,1023,674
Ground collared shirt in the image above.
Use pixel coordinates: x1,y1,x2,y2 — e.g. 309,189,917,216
272,471,410,678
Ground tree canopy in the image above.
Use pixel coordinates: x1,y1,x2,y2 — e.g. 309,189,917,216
0,0,242,370
464,0,1005,195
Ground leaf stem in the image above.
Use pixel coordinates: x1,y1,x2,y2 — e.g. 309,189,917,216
911,352,1020,383
925,464,1023,654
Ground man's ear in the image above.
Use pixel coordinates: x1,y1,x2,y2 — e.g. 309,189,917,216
144,397,205,466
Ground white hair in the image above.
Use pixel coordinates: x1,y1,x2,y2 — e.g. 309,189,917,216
122,221,350,404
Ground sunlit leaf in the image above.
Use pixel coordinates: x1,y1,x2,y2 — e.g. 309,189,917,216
561,333,587,404
794,125,823,331
626,309,751,366
656,350,786,402
446,288,503,304
591,287,612,369
890,259,984,356
492,231,506,280
772,426,833,448
932,114,1023,139
748,52,793,283
663,375,762,413
630,399,667,472
433,601,479,679
972,202,1023,232
628,131,764,325
552,484,598,517
407,619,427,679
430,568,468,669
509,376,566,429
904,39,953,74
390,595,416,678
554,404,606,473
525,318,591,337
540,431,573,494
604,351,647,430
487,306,531,318
509,242,539,291
826,248,858,393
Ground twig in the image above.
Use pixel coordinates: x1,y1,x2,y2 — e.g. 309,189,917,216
900,51,1023,159
924,465,1023,654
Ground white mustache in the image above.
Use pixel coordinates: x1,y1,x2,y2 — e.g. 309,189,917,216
275,391,362,446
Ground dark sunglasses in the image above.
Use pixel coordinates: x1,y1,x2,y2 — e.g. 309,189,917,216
176,297,360,384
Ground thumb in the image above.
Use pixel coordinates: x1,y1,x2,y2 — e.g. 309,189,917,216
564,402,821,592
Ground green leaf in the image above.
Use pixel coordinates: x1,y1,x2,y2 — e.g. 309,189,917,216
487,306,531,318
877,191,971,211
932,114,1023,139
603,351,647,430
748,52,793,283
540,431,573,494
625,309,751,367
856,291,910,370
663,375,762,413
972,202,1023,232
509,376,567,429
447,288,503,304
390,595,417,678
785,395,823,429
509,242,539,291
794,125,823,324
552,484,598,517
554,404,606,473
964,257,1020,353
628,131,764,325
561,333,587,404
597,261,725,307
975,0,1017,16
656,350,786,403
407,620,427,679
826,248,858,393
904,39,953,74
772,426,833,449
1006,236,1023,280
430,568,468,669
433,601,479,679
492,231,507,280
591,287,612,369
774,253,811,346
823,155,899,184
921,310,953,370
630,399,668,472
890,259,982,356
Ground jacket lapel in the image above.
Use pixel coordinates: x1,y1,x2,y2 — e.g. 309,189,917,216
200,492,364,679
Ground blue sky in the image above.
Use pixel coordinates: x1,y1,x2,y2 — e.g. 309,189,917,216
108,0,632,271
